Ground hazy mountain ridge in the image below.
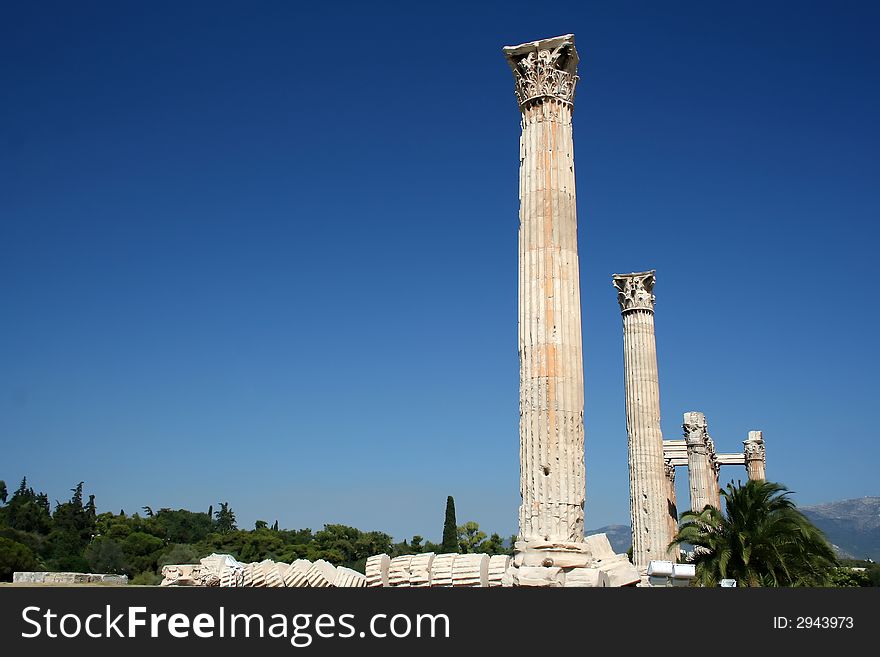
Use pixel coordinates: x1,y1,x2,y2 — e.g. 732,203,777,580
801,497,880,561
588,497,880,561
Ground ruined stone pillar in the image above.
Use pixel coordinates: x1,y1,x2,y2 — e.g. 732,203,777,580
707,435,722,509
683,412,716,511
744,430,766,481
664,459,678,551
613,270,673,568
504,35,586,574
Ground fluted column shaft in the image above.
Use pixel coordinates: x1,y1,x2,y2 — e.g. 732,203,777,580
614,271,673,569
517,97,584,543
684,412,715,511
506,35,584,544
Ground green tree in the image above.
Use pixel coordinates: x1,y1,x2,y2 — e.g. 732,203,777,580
0,537,39,581
5,478,51,534
84,537,127,574
148,509,213,544
828,567,871,587
477,533,509,555
214,502,237,534
254,520,268,530
157,543,201,569
0,480,7,505
122,532,165,575
670,480,838,587
441,496,458,553
457,521,487,553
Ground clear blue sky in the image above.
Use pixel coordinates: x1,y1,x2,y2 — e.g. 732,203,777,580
2,1,878,541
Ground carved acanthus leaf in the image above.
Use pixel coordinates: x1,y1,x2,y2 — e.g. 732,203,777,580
504,35,579,109
613,270,656,313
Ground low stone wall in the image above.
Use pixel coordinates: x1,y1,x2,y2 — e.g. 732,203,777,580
13,572,128,585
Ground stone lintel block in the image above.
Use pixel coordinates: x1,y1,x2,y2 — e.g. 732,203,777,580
598,560,641,587
514,539,592,568
16,572,129,585
562,567,608,587
582,533,616,559
512,565,564,587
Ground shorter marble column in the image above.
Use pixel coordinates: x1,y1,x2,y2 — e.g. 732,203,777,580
744,431,766,481
683,412,715,511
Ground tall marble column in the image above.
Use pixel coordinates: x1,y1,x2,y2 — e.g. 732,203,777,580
683,412,716,511
744,431,766,481
504,35,587,572
613,270,673,568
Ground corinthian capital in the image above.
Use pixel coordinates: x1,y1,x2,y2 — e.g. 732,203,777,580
613,270,656,314
503,34,579,109
744,431,766,461
683,411,708,449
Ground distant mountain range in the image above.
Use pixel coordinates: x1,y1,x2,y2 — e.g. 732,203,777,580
588,497,880,561
802,497,880,561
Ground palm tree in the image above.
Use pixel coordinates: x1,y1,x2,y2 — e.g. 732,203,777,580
670,480,837,587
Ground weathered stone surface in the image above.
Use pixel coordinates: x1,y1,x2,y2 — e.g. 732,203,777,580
684,411,716,512
333,566,367,588
596,556,641,587
251,560,273,587
241,562,255,587
365,554,390,588
306,560,337,588
613,270,674,569
196,554,235,587
161,565,200,587
282,562,311,588
563,567,607,587
14,572,128,585
429,553,456,587
263,560,284,588
582,533,615,559
744,430,766,481
505,34,586,549
409,553,435,587
451,553,489,587
388,555,414,588
488,555,510,587
511,565,564,587
514,540,593,568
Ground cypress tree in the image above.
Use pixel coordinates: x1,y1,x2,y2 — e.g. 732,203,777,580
441,496,458,553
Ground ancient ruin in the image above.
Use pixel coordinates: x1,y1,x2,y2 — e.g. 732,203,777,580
500,33,638,587
151,33,771,592
744,430,766,481
664,415,768,512
613,270,674,569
